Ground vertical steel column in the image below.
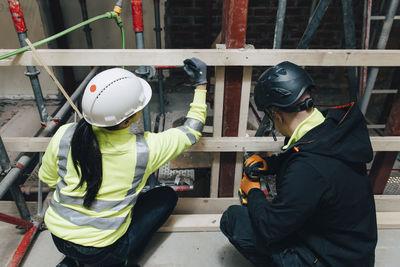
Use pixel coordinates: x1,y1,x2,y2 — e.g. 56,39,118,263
7,0,48,124
369,70,400,194
360,0,400,114
219,0,249,197
154,0,166,133
131,0,152,132
273,0,287,49
297,0,331,49
341,0,358,102
360,0,372,98
0,137,10,173
131,0,157,188
79,0,93,49
369,0,388,48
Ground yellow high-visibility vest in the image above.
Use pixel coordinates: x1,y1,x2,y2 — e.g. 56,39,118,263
39,89,207,247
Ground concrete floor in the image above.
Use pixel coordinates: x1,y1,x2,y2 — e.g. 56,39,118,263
1,225,399,267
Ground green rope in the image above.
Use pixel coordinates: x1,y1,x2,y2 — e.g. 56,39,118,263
0,11,117,61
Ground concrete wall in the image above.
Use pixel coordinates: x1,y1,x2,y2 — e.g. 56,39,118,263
0,0,57,99
0,0,166,99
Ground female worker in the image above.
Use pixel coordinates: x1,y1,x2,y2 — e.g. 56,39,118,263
38,58,208,267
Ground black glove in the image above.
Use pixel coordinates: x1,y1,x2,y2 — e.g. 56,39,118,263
183,57,207,86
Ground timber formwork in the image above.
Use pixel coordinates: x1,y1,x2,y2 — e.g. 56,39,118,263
1,48,400,232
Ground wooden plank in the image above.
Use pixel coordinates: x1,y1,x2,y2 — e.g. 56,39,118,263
234,65,253,193
4,136,400,152
3,49,400,66
210,66,225,197
370,136,400,151
157,212,400,232
237,66,253,137
374,195,400,212
158,214,222,232
376,212,400,229
174,196,400,214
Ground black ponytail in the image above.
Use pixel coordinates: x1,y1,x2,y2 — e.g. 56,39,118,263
71,119,102,208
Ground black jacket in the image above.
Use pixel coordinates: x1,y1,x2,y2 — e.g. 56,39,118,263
247,104,377,267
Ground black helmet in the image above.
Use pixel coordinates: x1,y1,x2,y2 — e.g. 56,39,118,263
254,61,315,111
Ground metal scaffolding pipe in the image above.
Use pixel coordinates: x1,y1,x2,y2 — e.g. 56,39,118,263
131,0,152,132
6,191,52,267
0,68,98,201
154,0,165,134
273,0,286,49
43,66,99,136
7,0,49,124
79,0,93,49
297,0,331,49
0,136,11,172
0,156,30,199
360,0,372,98
341,0,358,102
360,0,400,114
0,136,31,220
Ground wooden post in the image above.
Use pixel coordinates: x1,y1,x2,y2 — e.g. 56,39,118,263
219,0,249,197
370,89,400,194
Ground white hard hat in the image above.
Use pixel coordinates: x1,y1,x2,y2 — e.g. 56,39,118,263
81,68,152,127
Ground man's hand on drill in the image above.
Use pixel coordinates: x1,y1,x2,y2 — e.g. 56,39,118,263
240,175,261,195
239,154,268,195
183,57,207,86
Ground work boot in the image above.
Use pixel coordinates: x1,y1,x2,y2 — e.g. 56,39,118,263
56,257,83,267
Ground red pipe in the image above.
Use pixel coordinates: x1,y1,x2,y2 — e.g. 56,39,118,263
7,0,27,33
0,213,33,230
131,0,144,32
7,224,39,267
155,66,178,70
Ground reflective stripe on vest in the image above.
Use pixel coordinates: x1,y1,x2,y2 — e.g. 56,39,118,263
177,126,197,145
50,124,150,230
184,118,204,133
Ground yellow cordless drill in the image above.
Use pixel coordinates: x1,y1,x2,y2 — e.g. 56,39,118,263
238,154,269,205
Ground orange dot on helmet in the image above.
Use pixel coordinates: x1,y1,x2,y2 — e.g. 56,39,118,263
90,84,96,92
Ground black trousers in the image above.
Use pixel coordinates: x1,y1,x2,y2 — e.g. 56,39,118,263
220,205,321,267
52,186,178,266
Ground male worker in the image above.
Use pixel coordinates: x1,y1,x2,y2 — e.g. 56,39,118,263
220,61,377,266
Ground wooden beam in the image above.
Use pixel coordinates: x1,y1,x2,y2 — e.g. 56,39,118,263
3,49,400,66
3,136,400,152
374,195,400,212
376,212,400,229
234,65,253,194
210,66,225,197
158,212,400,232
174,195,400,214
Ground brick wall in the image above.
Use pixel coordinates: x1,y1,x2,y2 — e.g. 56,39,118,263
165,0,365,49
165,0,395,105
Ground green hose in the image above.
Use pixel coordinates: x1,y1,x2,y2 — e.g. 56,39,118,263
0,11,118,61
114,15,126,69
120,25,125,69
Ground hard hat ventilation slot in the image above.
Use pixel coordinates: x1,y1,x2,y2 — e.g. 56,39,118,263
95,76,130,99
